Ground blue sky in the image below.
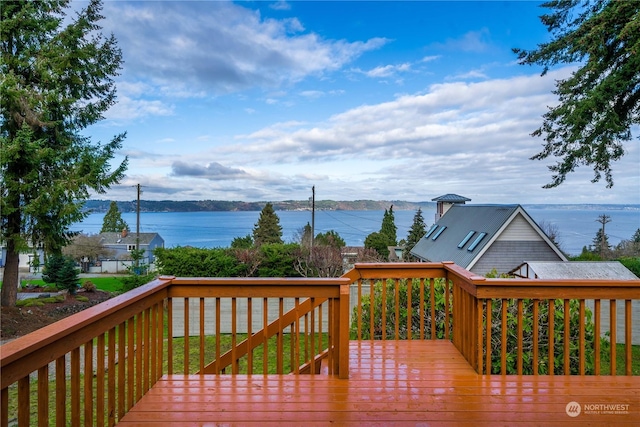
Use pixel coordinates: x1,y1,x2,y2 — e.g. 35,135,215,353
87,0,639,204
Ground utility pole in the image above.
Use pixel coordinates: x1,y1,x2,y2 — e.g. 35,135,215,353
136,183,141,268
311,185,315,249
596,214,611,259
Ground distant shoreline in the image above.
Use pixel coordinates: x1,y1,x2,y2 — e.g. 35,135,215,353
83,199,640,214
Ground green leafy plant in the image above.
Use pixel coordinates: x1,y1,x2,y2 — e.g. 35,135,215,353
351,279,450,340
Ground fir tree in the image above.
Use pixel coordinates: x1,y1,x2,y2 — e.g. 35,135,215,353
1,0,127,306
514,0,640,188
101,201,129,233
403,208,426,261
252,203,283,246
380,205,397,246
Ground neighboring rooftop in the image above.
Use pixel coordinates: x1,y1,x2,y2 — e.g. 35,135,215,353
513,261,638,280
431,194,472,203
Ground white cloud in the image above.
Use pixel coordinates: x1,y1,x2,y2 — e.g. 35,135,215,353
106,96,174,121
432,28,492,52
104,1,389,97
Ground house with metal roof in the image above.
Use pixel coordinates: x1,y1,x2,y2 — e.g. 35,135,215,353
409,204,567,276
99,230,164,263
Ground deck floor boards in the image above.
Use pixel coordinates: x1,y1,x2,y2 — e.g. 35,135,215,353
118,341,640,426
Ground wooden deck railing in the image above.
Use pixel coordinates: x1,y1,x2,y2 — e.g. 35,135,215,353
0,276,350,426
346,262,640,376
2,262,639,425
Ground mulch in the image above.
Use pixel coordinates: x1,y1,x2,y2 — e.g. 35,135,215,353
0,288,113,342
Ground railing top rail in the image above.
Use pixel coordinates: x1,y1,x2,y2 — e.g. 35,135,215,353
0,277,173,370
168,276,351,286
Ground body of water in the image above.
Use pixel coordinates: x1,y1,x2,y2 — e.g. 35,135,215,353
71,205,639,257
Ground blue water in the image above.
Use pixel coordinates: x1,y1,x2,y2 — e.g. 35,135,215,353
71,206,639,256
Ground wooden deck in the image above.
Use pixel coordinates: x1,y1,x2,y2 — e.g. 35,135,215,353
118,340,639,425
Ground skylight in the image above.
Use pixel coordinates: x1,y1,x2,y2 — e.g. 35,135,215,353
431,226,447,241
424,224,438,239
467,232,487,251
457,231,475,249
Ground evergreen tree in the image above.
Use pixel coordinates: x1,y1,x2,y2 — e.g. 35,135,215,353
231,234,254,249
364,232,390,259
380,205,397,245
101,201,129,233
514,0,639,188
252,203,283,246
591,229,611,259
0,0,127,306
315,230,346,248
403,208,426,261
42,254,80,295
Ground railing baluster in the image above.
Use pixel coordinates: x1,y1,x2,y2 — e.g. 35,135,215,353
17,377,29,426
501,299,507,375
157,301,164,382
216,297,221,374
1,386,8,427
381,278,387,340
394,278,400,340
248,297,253,374
108,327,116,426
38,365,49,426
71,347,80,427
517,299,523,375
263,298,268,374
407,278,413,340
369,279,374,340
84,341,93,426
563,299,570,375
183,298,189,375
579,299,585,375
594,299,601,375
357,278,363,340
419,278,425,340
445,279,450,340
485,299,492,375
118,322,126,420
430,279,436,340
167,298,173,376
626,299,632,376
199,298,205,373
310,297,316,375
548,300,555,376
233,298,239,374
610,299,617,375
127,317,135,408
533,300,539,375
96,334,105,427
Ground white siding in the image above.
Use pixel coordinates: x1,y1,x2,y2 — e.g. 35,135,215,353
497,213,541,241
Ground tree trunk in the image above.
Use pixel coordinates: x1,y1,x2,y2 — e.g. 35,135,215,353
1,240,19,306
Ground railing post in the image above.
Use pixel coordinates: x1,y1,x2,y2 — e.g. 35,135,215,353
338,282,350,379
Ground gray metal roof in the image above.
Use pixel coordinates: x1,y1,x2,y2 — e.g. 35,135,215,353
99,232,163,246
524,261,638,280
431,194,471,202
409,204,519,268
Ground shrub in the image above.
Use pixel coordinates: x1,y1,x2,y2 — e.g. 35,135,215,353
42,254,80,295
82,280,97,292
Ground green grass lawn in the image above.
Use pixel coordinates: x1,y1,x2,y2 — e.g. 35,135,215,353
1,276,126,292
